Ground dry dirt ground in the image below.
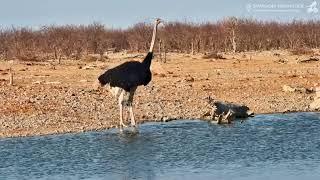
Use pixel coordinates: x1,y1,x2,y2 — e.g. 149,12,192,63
0,50,319,138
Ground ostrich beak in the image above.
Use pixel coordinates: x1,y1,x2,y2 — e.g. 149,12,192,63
155,18,163,25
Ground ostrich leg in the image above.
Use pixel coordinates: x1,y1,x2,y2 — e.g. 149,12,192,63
128,87,137,127
129,106,135,126
119,103,124,131
118,91,128,131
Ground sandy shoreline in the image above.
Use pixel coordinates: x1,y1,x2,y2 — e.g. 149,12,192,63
0,51,319,138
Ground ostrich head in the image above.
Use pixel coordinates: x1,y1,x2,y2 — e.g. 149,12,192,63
155,18,163,25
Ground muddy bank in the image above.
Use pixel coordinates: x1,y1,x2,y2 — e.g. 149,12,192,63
0,51,319,138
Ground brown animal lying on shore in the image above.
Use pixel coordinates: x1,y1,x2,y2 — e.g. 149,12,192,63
206,96,254,124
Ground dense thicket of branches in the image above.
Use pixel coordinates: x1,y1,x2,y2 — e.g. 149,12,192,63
0,18,319,61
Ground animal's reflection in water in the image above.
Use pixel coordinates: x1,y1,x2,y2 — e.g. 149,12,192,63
120,127,139,136
117,127,140,143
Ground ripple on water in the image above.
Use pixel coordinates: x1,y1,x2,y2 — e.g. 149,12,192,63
0,112,320,180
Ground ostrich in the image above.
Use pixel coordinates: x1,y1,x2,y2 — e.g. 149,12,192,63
95,18,162,131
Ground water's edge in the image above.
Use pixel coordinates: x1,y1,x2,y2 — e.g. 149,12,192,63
2,111,319,139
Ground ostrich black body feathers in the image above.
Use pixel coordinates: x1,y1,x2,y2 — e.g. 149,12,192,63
98,52,153,92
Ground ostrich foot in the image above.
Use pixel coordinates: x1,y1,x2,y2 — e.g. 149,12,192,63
131,126,139,134
120,122,128,128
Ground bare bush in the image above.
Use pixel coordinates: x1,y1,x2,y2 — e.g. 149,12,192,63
0,19,319,61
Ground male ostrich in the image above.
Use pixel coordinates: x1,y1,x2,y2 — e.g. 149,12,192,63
96,18,162,131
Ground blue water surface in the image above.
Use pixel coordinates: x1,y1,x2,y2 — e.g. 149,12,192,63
0,112,320,180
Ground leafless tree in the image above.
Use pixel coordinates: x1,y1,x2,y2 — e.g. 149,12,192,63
0,19,319,61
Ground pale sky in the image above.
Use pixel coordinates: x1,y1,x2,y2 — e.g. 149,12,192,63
0,0,319,28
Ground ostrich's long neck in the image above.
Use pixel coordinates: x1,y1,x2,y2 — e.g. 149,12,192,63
142,22,158,68
149,23,158,53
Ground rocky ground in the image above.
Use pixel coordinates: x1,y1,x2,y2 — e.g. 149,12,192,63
0,50,319,138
